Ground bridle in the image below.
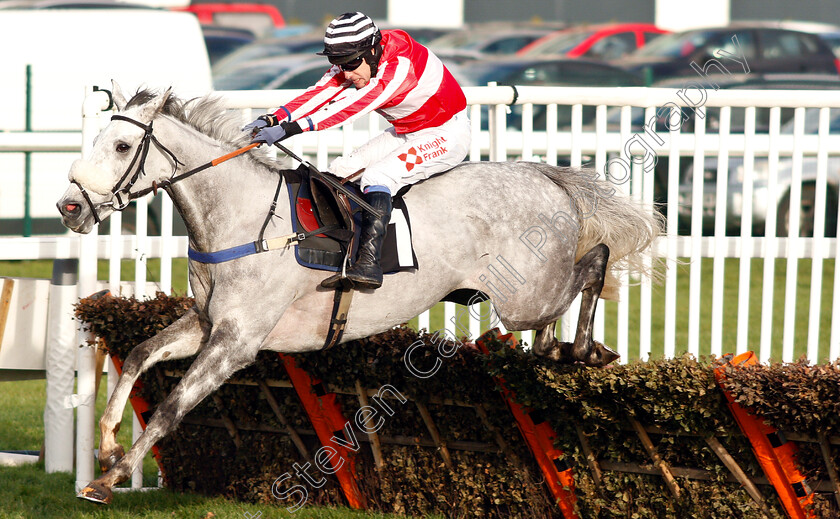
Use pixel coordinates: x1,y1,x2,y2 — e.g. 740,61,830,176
72,114,183,224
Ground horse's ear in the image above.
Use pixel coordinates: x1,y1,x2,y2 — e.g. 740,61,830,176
157,88,173,112
111,80,127,111
149,88,172,115
136,87,172,122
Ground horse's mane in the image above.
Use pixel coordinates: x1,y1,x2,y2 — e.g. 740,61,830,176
125,89,282,170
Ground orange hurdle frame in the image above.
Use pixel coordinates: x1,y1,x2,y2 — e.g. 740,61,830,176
474,329,580,519
715,352,815,519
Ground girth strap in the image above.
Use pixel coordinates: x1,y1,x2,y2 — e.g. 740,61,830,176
188,224,341,264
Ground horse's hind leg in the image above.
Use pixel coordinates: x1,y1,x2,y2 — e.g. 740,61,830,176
98,306,207,472
534,244,619,367
78,318,260,504
571,244,619,366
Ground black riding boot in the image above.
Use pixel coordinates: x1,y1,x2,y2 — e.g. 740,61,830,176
321,191,392,290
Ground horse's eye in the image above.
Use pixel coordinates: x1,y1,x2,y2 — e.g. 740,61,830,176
116,143,130,153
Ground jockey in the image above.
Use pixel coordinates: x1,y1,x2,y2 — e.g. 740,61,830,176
244,12,470,290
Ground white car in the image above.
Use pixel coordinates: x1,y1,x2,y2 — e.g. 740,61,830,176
0,6,213,235
678,107,840,237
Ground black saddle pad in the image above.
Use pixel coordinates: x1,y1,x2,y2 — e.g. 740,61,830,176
284,166,418,274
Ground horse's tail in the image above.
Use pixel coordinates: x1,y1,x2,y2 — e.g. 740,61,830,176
533,163,665,300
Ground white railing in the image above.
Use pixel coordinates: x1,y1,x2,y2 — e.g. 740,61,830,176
5,85,839,362
4,84,840,491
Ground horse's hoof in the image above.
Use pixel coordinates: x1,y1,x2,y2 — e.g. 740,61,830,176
586,341,620,367
99,444,125,472
77,481,113,505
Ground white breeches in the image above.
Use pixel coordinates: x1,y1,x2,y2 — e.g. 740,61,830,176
328,109,471,194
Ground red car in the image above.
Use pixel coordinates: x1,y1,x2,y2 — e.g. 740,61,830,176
174,3,285,36
517,23,669,60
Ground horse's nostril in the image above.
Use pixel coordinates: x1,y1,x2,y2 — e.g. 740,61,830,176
58,202,81,217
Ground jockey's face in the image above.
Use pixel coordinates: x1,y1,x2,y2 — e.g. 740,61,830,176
343,58,371,89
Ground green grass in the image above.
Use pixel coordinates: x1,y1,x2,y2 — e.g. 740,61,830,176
0,462,405,518
0,379,415,519
0,259,191,296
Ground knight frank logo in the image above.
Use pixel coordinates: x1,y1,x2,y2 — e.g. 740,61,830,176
398,146,423,172
398,136,448,172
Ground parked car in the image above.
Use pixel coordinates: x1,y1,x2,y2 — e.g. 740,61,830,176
819,32,840,58
678,107,840,237
517,23,669,60
173,3,285,37
459,56,644,133
460,55,645,87
640,73,840,134
378,25,457,46
591,74,840,222
211,34,324,77
427,23,563,63
213,55,327,90
202,25,256,66
740,20,840,58
0,6,212,235
620,24,840,85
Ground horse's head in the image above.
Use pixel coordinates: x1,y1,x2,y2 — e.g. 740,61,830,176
57,81,179,233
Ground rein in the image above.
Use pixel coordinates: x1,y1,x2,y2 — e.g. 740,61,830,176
132,142,260,199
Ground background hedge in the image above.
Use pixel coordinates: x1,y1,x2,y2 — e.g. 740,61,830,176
75,293,840,518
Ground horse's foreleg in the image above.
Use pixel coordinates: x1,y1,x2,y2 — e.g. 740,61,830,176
78,319,259,504
98,306,207,472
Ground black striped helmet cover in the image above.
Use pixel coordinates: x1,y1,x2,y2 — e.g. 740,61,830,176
317,12,380,61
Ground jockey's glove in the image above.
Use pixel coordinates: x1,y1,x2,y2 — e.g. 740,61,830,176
251,121,302,145
242,114,279,135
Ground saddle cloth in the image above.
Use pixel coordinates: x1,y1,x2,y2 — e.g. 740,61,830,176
283,165,418,273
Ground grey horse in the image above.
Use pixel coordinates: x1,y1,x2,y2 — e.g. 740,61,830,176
57,83,662,504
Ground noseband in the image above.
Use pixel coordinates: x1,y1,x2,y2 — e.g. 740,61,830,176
73,114,182,224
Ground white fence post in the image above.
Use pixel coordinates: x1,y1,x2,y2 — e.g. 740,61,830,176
44,258,77,473
74,86,111,492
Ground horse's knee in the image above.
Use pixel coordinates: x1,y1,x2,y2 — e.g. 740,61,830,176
99,414,120,435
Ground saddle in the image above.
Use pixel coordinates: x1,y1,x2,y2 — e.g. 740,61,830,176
283,164,418,274
283,164,419,350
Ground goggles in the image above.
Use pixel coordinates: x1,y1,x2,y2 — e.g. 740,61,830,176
330,55,365,72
